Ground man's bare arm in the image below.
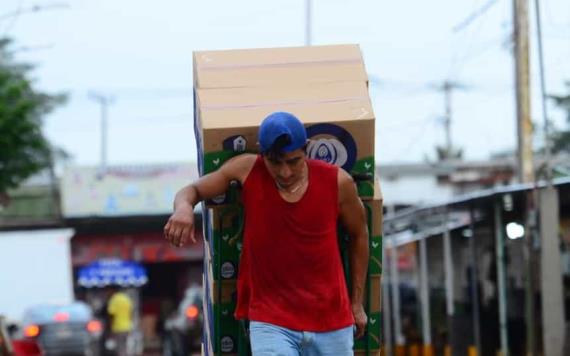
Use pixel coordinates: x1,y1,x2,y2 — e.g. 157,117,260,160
338,169,369,338
164,154,256,247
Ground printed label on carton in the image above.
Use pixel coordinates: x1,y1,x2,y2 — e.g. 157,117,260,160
221,262,236,279
211,194,227,204
369,236,382,274
203,151,236,175
220,336,235,353
223,135,248,152
306,123,356,171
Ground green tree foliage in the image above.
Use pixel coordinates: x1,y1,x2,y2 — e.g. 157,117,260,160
550,82,570,154
0,38,66,204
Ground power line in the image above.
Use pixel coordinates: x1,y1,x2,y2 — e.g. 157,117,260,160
0,2,70,21
454,32,511,65
0,2,70,37
543,0,570,32
449,0,506,81
394,116,438,160
452,0,501,33
1,0,23,36
77,87,193,101
449,9,488,80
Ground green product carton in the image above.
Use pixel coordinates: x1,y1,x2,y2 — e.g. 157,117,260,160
354,311,382,351
203,272,243,355
205,236,239,281
206,206,244,281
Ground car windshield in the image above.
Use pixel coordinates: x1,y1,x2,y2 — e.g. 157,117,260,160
22,302,92,324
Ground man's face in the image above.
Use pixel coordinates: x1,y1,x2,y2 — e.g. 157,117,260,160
263,148,307,189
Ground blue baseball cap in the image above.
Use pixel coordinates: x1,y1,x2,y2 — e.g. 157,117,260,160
258,112,307,153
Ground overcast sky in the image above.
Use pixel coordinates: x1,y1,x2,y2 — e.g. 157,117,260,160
2,0,569,166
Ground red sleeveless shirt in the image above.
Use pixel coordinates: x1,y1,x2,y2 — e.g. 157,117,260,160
234,155,354,331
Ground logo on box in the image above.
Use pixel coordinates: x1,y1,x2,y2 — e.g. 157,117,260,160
306,124,357,171
223,135,248,152
221,262,236,279
220,336,235,353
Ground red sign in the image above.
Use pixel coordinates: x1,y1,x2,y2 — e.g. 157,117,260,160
71,230,204,266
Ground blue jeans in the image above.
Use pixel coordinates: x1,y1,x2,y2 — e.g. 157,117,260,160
249,321,354,356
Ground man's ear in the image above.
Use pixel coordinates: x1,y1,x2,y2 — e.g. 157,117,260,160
303,139,311,153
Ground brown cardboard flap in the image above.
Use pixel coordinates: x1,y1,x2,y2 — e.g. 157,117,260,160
196,64,367,89
199,99,374,130
194,44,363,69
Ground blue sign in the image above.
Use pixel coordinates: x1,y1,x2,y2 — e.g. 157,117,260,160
78,258,148,288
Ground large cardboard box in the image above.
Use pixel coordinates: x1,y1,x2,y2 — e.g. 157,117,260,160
193,44,367,89
195,82,375,201
363,179,383,275
203,206,243,281
203,272,240,355
364,274,382,314
202,275,215,356
205,234,240,281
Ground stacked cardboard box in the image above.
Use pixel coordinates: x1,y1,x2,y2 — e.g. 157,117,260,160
195,81,375,203
357,181,383,355
193,44,368,89
194,44,383,356
202,206,243,355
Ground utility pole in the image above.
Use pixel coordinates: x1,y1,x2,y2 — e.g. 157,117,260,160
88,92,114,174
433,81,465,160
513,1,536,356
305,0,312,46
443,81,454,156
513,0,534,184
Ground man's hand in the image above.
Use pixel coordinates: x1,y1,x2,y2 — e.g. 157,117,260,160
352,303,368,339
163,155,255,248
164,205,196,247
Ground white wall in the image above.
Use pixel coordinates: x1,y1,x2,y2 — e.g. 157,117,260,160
381,175,454,206
0,229,75,322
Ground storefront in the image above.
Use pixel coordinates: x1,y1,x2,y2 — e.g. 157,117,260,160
68,214,204,350
60,163,202,349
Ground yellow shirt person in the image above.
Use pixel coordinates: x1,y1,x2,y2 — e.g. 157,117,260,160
107,291,133,333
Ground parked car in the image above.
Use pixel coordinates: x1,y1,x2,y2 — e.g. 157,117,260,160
162,285,203,356
18,302,103,356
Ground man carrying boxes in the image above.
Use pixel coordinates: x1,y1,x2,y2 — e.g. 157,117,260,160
164,111,370,355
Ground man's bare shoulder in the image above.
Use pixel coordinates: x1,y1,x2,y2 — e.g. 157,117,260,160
225,153,257,167
222,153,258,183
337,168,354,188
337,168,358,203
